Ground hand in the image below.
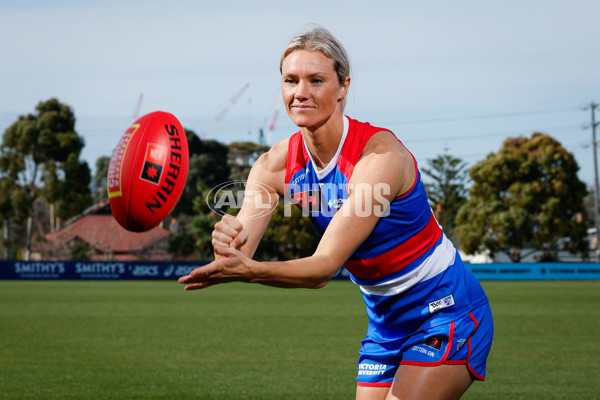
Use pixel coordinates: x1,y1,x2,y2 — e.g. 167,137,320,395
212,214,249,251
178,245,253,290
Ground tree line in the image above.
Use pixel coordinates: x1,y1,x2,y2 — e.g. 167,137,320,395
0,99,593,262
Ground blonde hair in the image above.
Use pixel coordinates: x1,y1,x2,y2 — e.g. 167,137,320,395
280,26,351,111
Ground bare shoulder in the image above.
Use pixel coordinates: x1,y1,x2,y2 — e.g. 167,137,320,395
355,130,416,196
362,130,414,167
248,137,290,195
257,137,289,171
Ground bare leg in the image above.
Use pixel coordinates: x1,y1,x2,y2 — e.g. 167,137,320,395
387,364,474,400
356,385,390,400
356,364,474,400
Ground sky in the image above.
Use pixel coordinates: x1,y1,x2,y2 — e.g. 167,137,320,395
1,0,599,188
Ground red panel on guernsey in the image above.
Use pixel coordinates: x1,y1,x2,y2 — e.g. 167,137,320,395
344,212,442,280
285,118,386,183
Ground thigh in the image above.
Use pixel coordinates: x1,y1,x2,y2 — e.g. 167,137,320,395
387,364,473,400
356,385,389,400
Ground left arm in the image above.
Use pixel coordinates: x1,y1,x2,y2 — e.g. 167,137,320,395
178,131,415,290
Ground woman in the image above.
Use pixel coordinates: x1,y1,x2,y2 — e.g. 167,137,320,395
179,27,493,400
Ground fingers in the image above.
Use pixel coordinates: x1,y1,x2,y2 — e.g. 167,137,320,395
224,229,249,250
212,214,248,249
184,282,211,291
178,263,215,285
178,247,246,291
213,244,238,257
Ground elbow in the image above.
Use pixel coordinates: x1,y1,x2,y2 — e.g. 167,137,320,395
306,259,346,289
309,279,329,289
306,269,339,289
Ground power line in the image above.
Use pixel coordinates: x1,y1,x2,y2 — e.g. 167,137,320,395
72,105,582,133
406,124,582,144
381,106,580,126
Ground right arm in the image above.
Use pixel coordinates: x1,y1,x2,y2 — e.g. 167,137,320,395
180,130,413,291
211,138,288,259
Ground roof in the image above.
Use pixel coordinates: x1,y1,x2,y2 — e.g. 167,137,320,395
45,201,170,254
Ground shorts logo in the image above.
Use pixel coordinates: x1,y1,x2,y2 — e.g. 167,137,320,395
428,294,455,314
423,336,443,351
140,143,167,185
358,363,387,376
410,345,437,357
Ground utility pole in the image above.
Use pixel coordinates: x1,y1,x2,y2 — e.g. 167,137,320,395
590,102,600,262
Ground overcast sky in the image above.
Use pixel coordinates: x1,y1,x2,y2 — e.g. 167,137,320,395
1,0,599,187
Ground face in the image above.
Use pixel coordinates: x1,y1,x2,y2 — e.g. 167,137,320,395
281,50,349,130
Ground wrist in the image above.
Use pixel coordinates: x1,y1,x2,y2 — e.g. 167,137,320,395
246,259,264,284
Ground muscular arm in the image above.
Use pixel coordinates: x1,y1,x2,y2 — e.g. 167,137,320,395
211,139,288,258
180,131,416,290
246,130,415,287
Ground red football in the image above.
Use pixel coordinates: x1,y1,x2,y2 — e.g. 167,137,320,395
107,111,189,232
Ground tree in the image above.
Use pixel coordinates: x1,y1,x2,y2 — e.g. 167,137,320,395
93,156,111,203
43,153,92,222
169,140,274,260
228,141,270,181
455,133,589,262
173,129,230,216
0,98,92,259
168,129,231,259
255,201,320,261
168,181,220,260
421,148,468,239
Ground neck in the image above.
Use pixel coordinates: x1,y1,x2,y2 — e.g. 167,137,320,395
301,114,345,169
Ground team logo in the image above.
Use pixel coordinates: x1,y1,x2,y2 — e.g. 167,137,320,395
140,143,167,184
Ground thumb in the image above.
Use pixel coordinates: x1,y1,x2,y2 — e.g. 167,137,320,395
214,244,237,257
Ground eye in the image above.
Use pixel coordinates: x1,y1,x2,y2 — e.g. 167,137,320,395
311,78,323,85
284,78,296,85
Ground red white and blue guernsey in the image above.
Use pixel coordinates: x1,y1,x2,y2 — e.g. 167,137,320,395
285,116,493,385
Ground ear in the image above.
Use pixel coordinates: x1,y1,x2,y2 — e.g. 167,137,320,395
338,76,350,101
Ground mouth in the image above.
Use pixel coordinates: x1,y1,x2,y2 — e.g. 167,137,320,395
291,104,314,111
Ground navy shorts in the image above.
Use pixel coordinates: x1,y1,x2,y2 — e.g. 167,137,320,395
356,302,493,387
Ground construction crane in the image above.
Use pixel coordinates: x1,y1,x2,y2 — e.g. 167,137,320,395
200,83,250,139
258,102,280,146
132,93,144,120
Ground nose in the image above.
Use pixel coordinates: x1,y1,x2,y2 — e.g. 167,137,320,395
294,80,309,101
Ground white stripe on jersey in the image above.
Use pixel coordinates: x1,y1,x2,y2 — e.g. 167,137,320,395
358,234,456,297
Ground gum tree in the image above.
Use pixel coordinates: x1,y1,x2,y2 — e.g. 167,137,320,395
0,98,91,259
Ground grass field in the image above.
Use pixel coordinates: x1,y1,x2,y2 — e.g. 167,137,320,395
0,280,598,399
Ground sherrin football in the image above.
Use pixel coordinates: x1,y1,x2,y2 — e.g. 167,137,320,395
107,111,189,232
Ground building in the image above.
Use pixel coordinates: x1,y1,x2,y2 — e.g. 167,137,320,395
41,201,170,261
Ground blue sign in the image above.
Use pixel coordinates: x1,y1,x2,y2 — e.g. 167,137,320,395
467,262,600,280
0,261,599,281
0,261,207,280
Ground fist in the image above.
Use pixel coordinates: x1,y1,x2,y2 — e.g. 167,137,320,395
212,214,249,251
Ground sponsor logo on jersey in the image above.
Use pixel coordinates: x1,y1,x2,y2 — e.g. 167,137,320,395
290,189,322,214
428,294,455,314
